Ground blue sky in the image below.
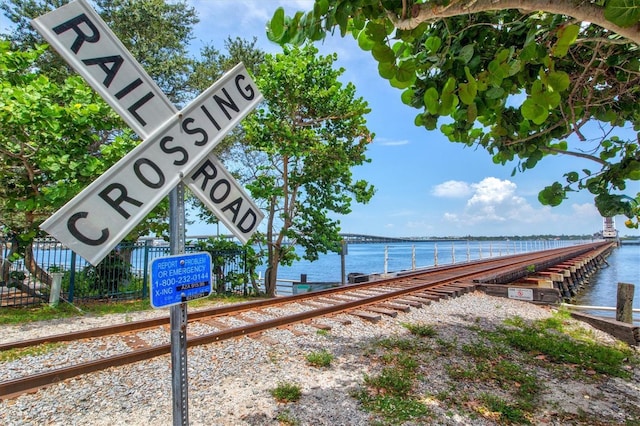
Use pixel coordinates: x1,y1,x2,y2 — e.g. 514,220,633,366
3,1,638,238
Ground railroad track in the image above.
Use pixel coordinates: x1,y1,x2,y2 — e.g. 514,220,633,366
0,242,612,399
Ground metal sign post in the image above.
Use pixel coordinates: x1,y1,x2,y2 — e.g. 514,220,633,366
170,183,188,425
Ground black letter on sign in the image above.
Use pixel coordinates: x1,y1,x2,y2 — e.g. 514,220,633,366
67,211,109,246
134,158,165,189
99,183,143,219
191,159,217,190
213,88,239,120
237,210,257,233
53,14,100,54
222,197,243,223
200,105,221,131
160,136,188,166
115,78,143,100
235,74,255,101
127,92,155,127
210,179,231,203
82,55,124,88
181,117,208,146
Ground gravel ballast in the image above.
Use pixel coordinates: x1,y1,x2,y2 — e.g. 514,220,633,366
1,292,638,425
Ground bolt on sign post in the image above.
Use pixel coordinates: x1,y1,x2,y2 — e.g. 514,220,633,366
33,0,263,266
32,1,263,424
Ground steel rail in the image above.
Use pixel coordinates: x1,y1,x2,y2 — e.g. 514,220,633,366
0,242,609,352
0,242,612,399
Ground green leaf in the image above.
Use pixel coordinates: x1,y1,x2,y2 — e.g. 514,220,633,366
485,86,505,99
538,182,566,206
378,61,396,79
389,77,412,89
314,0,329,17
521,98,548,124
458,44,474,63
396,60,416,83
467,103,478,122
267,8,286,42
357,30,375,51
566,171,579,183
547,71,570,92
371,44,395,63
604,0,640,28
366,22,387,42
626,160,640,180
424,36,441,53
401,89,415,106
423,87,439,115
458,82,476,105
552,24,579,57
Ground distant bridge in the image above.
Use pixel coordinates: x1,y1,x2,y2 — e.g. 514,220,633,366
339,233,465,244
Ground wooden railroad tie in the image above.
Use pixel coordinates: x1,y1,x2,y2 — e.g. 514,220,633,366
350,311,382,322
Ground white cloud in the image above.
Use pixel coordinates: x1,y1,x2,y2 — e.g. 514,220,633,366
376,138,410,146
440,177,559,227
467,177,517,206
432,180,472,198
572,203,598,217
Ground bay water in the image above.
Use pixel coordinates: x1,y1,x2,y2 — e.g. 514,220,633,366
270,240,639,323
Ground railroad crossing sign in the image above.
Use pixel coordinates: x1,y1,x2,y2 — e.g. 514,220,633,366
33,0,264,265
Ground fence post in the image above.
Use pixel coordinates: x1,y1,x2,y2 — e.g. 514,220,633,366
142,239,150,299
411,245,415,271
434,243,438,266
384,246,388,274
616,282,635,324
68,251,76,303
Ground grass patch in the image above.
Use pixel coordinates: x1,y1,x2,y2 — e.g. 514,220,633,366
355,335,430,423
479,393,531,425
438,311,640,424
0,294,257,326
305,349,334,367
365,367,414,396
375,336,420,352
401,322,437,338
0,342,66,362
275,409,299,426
355,391,430,422
270,382,302,403
0,300,151,325
498,314,637,378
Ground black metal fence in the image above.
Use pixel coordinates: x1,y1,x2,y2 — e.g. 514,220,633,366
0,237,248,308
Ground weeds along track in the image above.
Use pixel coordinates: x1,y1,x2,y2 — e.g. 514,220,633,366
0,242,611,399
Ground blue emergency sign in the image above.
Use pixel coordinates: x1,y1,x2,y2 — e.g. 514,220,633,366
150,252,212,308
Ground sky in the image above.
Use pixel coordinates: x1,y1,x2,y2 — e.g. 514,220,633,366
3,0,639,238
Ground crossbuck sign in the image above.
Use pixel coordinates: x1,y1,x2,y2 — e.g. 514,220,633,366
33,0,264,265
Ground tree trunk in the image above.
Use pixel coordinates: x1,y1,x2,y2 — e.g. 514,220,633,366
264,249,281,297
24,243,51,287
0,236,17,284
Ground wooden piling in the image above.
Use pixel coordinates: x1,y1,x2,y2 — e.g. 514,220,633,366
616,282,635,324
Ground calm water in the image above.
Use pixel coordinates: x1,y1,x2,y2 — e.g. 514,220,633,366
573,243,639,324
269,240,639,323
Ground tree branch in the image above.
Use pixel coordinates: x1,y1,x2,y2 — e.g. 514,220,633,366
388,0,640,45
541,146,608,166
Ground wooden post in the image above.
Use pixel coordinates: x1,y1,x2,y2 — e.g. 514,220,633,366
616,282,635,324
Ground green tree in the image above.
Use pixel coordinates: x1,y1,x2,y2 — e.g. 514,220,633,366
0,41,136,283
267,1,640,230
243,44,375,296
